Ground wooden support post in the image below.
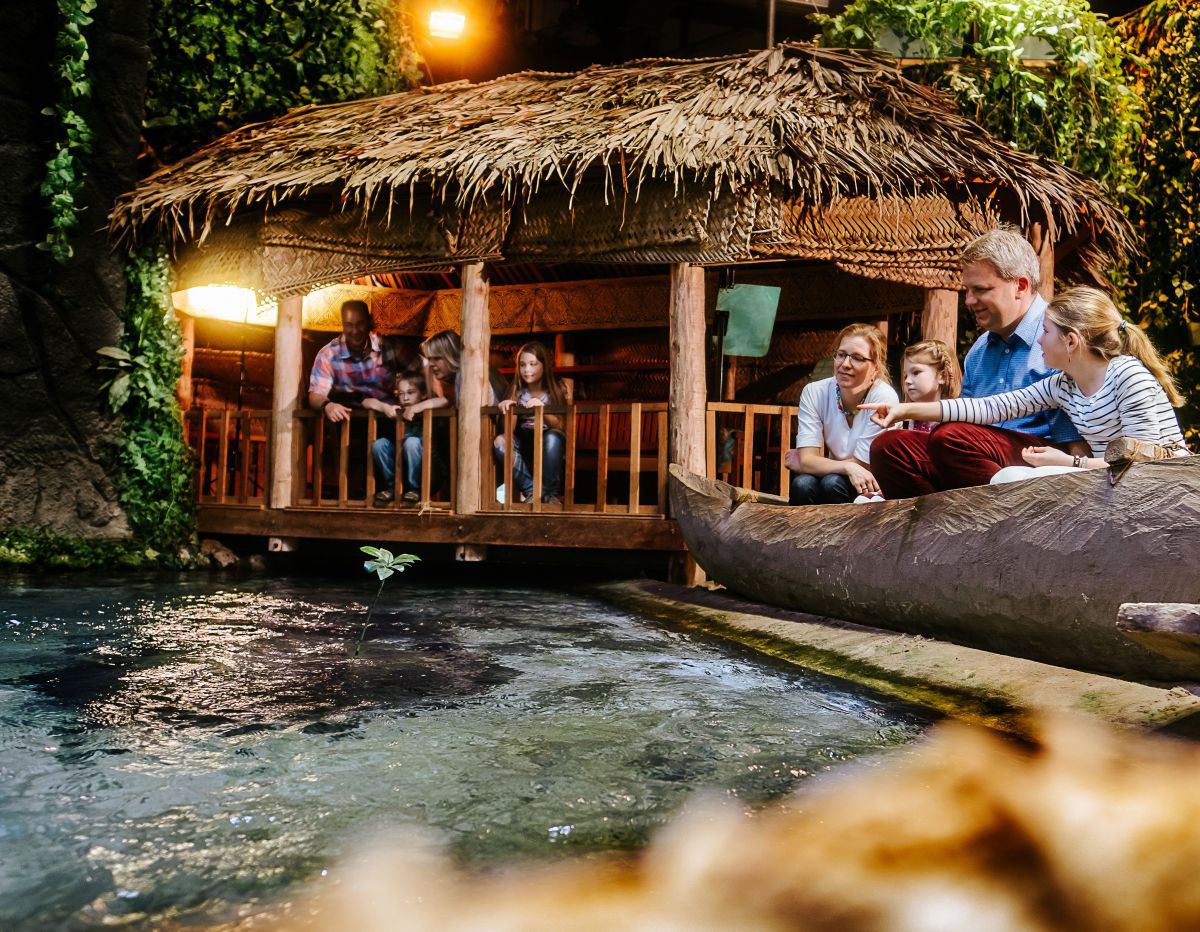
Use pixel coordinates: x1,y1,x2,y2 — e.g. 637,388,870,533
456,261,489,516
270,295,304,509
177,312,195,411
921,289,958,348
1031,221,1055,301
668,263,707,586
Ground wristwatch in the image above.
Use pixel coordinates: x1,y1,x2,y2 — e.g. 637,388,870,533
1071,454,1082,468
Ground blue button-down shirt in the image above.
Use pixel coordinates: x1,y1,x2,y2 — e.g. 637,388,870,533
960,295,1081,443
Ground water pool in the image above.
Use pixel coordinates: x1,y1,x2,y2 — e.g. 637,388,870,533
0,576,929,928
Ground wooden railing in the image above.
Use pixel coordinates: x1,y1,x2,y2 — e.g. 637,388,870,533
481,402,669,516
184,409,271,506
706,402,800,499
292,409,457,510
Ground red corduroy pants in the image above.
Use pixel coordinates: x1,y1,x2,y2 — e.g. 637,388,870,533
870,422,1055,499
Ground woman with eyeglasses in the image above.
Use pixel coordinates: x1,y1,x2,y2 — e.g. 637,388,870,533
783,323,898,504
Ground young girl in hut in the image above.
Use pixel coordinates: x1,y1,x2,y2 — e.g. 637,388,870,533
863,287,1188,482
368,371,429,505
854,340,961,502
494,341,571,504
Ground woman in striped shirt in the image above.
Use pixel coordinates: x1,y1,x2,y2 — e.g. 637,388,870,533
863,287,1187,479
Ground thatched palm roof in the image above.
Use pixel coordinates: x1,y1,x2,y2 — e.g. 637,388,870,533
112,43,1132,294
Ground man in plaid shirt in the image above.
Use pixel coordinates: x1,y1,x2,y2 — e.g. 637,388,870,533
308,300,399,422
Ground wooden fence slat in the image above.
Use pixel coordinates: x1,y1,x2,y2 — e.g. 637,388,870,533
337,418,350,506
292,414,308,504
597,404,610,514
532,407,544,512
657,410,668,514
706,408,717,478
628,402,641,514
237,412,251,504
448,411,457,510
313,417,325,507
564,405,577,511
740,410,755,489
502,407,515,511
420,409,433,507
216,410,231,504
196,410,209,501
365,413,377,502
779,411,791,498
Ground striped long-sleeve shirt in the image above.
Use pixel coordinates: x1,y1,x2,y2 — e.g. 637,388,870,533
939,355,1186,456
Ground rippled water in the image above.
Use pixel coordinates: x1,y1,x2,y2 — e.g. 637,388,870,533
0,576,929,928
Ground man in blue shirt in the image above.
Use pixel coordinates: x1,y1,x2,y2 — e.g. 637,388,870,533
871,228,1085,498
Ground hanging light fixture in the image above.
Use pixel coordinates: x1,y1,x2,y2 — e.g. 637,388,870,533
428,7,466,40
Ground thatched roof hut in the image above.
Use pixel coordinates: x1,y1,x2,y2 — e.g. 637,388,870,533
111,43,1132,297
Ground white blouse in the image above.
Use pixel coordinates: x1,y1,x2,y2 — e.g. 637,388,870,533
795,378,899,463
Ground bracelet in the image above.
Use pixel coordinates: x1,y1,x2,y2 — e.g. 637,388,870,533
1072,454,1082,468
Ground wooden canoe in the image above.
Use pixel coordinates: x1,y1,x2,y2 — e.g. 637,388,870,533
669,460,1200,683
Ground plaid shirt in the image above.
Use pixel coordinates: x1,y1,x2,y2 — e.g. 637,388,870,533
961,295,1081,443
309,332,398,402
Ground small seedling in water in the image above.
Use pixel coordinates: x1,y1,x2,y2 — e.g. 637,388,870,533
357,546,420,656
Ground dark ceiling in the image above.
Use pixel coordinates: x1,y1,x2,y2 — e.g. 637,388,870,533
415,0,1147,83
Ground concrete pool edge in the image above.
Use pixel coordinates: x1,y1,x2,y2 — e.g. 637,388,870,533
595,581,1200,733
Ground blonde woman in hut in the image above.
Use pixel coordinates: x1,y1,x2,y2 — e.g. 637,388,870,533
862,288,1188,478
783,323,898,505
370,331,504,505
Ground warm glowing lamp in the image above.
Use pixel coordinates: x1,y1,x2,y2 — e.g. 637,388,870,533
428,8,466,39
173,286,278,326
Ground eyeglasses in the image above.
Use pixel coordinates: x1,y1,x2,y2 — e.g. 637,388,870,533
833,351,872,366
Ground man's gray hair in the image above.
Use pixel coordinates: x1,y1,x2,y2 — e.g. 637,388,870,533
961,227,1041,291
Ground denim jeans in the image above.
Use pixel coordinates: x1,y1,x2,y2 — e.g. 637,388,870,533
788,472,855,505
493,428,565,499
372,432,439,494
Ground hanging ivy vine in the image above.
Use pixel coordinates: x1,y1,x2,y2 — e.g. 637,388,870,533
40,0,96,262
1116,0,1200,440
815,0,1140,198
100,247,195,556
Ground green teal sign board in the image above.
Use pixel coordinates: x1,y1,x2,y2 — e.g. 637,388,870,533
716,284,780,357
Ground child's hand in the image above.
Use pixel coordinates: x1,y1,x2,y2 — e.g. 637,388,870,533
498,399,516,413
400,405,418,423
525,397,544,407
1021,445,1072,467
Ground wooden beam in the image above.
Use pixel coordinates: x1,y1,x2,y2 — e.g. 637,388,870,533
177,313,195,411
270,295,304,509
456,261,490,515
198,505,686,551
921,288,958,348
668,263,707,586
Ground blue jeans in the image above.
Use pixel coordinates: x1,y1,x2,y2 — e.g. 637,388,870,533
493,428,565,499
372,432,437,494
789,472,855,505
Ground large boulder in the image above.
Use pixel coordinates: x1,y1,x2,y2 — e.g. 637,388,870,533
0,0,151,538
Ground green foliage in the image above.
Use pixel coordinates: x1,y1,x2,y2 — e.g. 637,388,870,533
107,247,195,553
1117,0,1200,440
40,0,97,262
0,528,167,570
356,546,420,654
146,0,422,153
816,0,1140,197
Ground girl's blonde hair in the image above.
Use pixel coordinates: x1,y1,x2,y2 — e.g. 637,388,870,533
505,341,568,406
1047,287,1183,407
420,330,462,375
396,371,428,400
834,323,891,385
901,340,962,401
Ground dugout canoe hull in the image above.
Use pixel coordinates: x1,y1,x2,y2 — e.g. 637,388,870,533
669,460,1200,683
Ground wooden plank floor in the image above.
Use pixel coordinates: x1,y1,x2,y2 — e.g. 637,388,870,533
198,505,685,551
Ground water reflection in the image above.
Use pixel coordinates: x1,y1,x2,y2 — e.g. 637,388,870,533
0,578,928,929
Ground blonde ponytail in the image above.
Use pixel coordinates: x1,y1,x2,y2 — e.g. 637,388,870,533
1047,287,1184,407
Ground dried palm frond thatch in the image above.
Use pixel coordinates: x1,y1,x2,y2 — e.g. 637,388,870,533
111,43,1131,285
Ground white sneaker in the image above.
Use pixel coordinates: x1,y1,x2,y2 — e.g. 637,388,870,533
853,493,886,504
